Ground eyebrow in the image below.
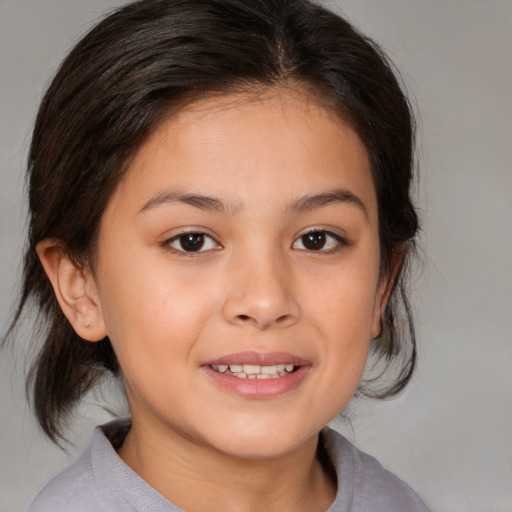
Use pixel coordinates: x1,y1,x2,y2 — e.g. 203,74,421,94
138,190,241,215
287,189,368,218
137,188,367,218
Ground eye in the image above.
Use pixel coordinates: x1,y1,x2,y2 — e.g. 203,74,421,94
293,230,346,252
165,232,219,253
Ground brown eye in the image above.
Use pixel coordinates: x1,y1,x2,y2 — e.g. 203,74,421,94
179,233,205,251
293,230,345,252
167,232,219,253
302,231,327,250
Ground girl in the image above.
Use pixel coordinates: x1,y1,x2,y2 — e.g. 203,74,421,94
5,0,430,510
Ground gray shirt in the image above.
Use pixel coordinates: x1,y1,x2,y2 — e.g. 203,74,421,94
26,419,430,511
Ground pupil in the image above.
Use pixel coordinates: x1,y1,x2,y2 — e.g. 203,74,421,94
181,233,204,251
303,232,326,250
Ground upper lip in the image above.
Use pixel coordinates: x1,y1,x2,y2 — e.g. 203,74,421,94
203,351,309,367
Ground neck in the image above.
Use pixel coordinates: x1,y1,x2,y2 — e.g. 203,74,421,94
118,419,336,512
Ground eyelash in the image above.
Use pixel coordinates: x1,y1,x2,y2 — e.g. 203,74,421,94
162,229,348,255
162,231,220,255
292,229,348,253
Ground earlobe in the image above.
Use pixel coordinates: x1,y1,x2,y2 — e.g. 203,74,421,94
370,246,405,339
370,276,391,339
36,239,107,342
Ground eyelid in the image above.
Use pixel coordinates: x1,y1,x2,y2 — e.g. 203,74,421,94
162,228,222,254
292,228,349,252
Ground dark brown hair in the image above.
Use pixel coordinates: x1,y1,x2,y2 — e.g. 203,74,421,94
5,0,419,443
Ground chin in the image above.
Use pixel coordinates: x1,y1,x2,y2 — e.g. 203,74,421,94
204,420,321,461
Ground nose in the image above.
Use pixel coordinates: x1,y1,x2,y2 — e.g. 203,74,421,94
221,250,300,330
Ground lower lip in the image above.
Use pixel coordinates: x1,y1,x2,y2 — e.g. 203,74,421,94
202,365,310,399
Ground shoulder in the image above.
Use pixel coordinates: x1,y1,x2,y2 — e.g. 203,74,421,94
25,420,131,512
25,418,176,512
322,427,431,512
24,444,99,512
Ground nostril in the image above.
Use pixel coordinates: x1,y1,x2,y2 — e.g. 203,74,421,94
276,314,294,325
234,313,297,328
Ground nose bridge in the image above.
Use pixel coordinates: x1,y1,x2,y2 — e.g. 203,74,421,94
222,242,299,330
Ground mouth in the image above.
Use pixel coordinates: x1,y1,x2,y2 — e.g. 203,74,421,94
202,352,309,399
209,363,298,379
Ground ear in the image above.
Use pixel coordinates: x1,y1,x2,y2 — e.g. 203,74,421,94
370,245,405,339
36,239,107,342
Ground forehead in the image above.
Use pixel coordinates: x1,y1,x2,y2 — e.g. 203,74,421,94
106,88,376,219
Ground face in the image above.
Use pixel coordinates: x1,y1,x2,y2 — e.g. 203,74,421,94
92,89,387,460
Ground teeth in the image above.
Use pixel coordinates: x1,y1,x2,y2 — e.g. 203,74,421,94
243,364,261,375
261,365,278,375
211,363,297,379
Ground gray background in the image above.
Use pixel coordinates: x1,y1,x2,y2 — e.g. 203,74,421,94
1,1,511,511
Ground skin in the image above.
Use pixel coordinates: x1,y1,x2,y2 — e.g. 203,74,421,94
38,89,395,512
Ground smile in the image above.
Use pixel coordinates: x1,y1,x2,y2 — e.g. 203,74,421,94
210,363,297,379
203,352,310,399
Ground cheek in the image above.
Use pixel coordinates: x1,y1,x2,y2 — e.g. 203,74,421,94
300,251,380,397
304,260,380,333
96,248,222,363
